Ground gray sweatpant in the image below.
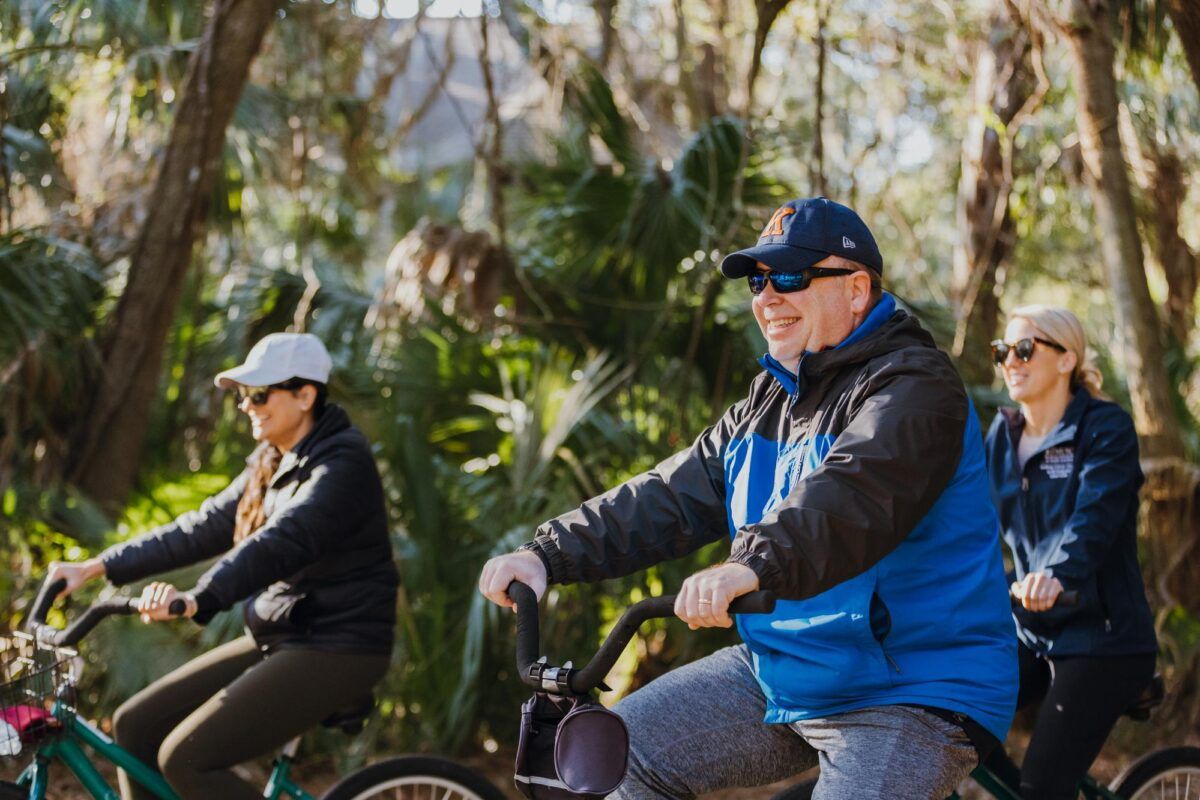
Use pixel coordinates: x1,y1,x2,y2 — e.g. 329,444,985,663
611,645,978,800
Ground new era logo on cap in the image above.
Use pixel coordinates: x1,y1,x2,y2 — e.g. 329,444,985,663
842,236,856,249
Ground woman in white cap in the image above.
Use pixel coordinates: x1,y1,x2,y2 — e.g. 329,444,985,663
47,332,399,800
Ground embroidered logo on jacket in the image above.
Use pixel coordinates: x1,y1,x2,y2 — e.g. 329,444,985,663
1040,446,1074,479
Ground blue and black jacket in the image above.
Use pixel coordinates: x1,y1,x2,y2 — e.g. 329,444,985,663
527,295,1018,743
985,389,1157,657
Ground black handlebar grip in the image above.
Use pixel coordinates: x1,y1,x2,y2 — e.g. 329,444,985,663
168,599,187,617
1009,588,1081,609
728,591,777,615
507,581,542,680
29,578,67,631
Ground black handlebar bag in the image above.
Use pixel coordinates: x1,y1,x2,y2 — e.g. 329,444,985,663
514,691,629,800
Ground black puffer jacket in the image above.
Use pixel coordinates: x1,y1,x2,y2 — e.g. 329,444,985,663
101,404,398,655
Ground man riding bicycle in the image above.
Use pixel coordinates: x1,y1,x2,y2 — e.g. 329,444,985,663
479,197,1018,800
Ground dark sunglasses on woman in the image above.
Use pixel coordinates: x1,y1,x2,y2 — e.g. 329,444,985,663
747,267,856,295
990,337,1067,365
236,378,308,406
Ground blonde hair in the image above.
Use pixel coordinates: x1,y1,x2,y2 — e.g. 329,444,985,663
1009,305,1108,400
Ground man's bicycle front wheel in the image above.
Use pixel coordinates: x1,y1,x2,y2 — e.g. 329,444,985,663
1112,746,1200,799
320,755,506,800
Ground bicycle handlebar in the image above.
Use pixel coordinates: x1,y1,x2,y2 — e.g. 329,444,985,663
1010,588,1079,608
509,580,776,696
27,577,189,648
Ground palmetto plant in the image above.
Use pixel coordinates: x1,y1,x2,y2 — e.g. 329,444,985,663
0,230,103,511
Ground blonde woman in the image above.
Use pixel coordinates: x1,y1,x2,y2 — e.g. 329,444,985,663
983,306,1156,799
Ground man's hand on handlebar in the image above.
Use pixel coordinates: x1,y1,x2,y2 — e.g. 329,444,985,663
45,558,106,599
676,563,760,630
1011,571,1064,613
479,551,547,611
136,582,197,623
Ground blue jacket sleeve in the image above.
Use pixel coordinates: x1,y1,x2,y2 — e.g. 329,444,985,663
189,448,378,619
1042,408,1142,585
99,470,249,586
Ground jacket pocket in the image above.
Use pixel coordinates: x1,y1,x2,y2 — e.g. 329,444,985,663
245,584,310,647
870,591,902,681
745,568,895,705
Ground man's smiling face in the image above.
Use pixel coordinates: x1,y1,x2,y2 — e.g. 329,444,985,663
750,256,867,370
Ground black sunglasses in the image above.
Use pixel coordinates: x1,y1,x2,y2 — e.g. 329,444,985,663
236,378,307,406
747,267,857,295
989,337,1067,365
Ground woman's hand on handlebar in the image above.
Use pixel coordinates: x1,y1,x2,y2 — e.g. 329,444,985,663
46,558,106,599
136,582,197,622
479,551,547,610
676,563,760,630
1011,572,1064,613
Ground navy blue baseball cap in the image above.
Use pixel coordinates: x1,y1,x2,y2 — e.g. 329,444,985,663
720,197,883,279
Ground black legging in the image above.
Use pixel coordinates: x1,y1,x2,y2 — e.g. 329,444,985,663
112,637,390,800
984,643,1155,799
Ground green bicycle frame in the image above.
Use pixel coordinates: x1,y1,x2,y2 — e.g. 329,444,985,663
945,765,1127,800
14,706,317,800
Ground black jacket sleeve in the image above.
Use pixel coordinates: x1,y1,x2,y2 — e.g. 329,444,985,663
99,470,249,586
727,352,968,599
526,400,747,584
189,447,380,621
1043,407,1142,585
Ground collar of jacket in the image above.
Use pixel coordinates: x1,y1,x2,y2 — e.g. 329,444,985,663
1000,387,1092,453
758,292,899,397
270,403,353,483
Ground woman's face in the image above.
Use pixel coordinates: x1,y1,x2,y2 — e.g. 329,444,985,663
998,317,1075,404
238,384,316,450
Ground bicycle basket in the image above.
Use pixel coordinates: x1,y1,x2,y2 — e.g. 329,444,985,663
0,632,75,757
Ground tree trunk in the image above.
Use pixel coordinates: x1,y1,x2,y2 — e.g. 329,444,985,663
1123,110,1199,348
952,6,1035,386
812,5,829,198
745,0,794,116
593,0,618,69
69,0,279,509
1166,0,1200,93
1054,0,1184,460
1146,152,1197,348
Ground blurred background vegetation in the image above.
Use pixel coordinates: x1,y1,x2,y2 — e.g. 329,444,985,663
2,0,1200,780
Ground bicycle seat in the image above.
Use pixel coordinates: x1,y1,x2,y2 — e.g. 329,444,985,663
1124,673,1164,721
321,694,375,735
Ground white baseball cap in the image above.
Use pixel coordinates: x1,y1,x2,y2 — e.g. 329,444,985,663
214,333,333,390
